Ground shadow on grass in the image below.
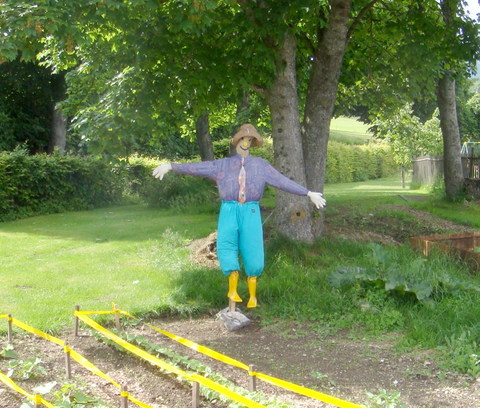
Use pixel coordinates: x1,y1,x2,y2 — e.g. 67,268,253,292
0,204,218,243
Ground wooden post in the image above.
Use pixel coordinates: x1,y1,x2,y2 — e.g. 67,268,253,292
64,342,72,379
114,304,121,330
121,385,128,408
7,314,13,344
192,381,200,408
34,394,42,407
74,305,80,337
248,364,257,392
229,299,236,313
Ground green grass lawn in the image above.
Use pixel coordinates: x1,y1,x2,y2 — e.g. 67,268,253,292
329,116,373,145
0,205,217,332
324,173,428,200
0,176,473,334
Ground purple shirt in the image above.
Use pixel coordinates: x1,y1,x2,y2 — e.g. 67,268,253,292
171,154,308,202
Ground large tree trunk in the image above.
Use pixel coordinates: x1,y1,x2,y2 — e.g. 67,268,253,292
48,72,67,154
437,75,464,198
195,111,214,161
302,0,352,237
436,0,464,199
266,33,314,242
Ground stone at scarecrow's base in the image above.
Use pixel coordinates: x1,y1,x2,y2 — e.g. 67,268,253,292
216,307,251,331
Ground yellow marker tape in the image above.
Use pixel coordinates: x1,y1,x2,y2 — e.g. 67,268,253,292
0,371,56,408
69,348,122,389
76,310,119,315
6,316,153,408
11,318,64,347
144,320,364,407
78,309,136,319
76,313,188,377
191,374,266,408
0,314,8,319
75,313,267,408
147,324,250,371
129,395,156,408
78,308,364,408
255,372,364,408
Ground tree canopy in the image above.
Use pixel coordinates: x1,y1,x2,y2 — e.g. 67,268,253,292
1,0,479,237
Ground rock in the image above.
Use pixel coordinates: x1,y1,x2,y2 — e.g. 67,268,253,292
216,307,251,331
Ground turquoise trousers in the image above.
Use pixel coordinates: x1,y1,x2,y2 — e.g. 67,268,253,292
217,201,264,277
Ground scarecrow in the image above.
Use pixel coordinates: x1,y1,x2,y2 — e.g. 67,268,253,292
153,124,326,308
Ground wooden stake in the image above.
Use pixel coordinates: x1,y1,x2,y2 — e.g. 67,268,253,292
114,304,121,330
74,305,80,337
7,314,12,344
229,299,236,313
192,381,200,408
121,385,128,408
64,342,72,379
248,364,257,392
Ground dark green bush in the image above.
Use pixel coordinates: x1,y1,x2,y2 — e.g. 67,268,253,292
0,150,123,221
122,155,218,211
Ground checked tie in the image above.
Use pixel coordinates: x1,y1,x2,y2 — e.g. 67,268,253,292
238,157,246,203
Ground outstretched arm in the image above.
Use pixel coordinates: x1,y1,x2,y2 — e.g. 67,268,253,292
153,161,217,180
263,160,326,209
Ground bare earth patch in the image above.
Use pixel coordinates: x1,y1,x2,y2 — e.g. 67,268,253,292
1,204,480,407
1,316,480,407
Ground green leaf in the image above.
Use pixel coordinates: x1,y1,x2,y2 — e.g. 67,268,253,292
408,281,433,301
73,392,95,403
33,381,57,395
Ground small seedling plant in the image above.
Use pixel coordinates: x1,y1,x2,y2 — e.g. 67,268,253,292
366,388,407,408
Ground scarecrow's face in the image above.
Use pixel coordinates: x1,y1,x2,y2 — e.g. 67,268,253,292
236,136,253,155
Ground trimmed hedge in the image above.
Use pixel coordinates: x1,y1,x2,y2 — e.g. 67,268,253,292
325,141,397,183
0,150,123,221
0,141,397,222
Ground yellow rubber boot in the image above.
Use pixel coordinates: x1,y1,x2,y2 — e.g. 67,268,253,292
227,271,243,302
247,276,257,308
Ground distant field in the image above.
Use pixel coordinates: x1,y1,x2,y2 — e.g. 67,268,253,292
329,116,373,145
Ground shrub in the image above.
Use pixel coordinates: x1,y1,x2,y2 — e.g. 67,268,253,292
0,149,123,221
121,155,218,211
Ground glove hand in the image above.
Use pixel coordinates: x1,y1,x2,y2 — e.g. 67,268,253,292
307,191,326,209
152,163,172,180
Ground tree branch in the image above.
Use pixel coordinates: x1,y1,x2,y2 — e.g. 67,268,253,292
249,83,267,98
346,0,381,42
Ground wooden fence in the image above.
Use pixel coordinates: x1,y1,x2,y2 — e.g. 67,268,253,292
412,155,480,185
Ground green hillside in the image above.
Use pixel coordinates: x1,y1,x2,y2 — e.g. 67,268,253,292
330,116,373,145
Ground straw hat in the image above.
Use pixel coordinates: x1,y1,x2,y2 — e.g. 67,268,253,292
230,124,264,147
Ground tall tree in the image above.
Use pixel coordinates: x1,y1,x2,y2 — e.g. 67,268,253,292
302,0,354,236
264,32,314,241
437,0,467,199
